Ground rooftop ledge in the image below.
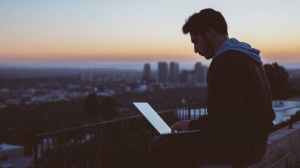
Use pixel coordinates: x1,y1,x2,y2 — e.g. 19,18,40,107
201,121,300,168
257,121,300,168
6,121,300,168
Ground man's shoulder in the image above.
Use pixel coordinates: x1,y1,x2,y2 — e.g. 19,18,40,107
210,51,243,69
213,50,251,63
211,50,259,70
208,50,260,80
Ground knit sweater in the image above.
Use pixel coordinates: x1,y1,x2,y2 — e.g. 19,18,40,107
188,50,276,144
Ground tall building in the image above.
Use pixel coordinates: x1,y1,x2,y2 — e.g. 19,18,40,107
158,62,168,83
175,63,179,82
194,62,202,83
195,62,202,72
169,62,176,82
169,62,180,83
179,70,189,83
202,66,208,83
142,63,151,83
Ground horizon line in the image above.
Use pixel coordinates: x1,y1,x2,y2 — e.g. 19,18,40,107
1,62,300,70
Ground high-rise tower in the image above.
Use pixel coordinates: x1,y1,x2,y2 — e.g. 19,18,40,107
158,62,168,83
170,62,179,83
175,62,179,82
194,62,202,83
142,63,151,83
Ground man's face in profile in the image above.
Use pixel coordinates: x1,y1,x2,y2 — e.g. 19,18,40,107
190,33,215,60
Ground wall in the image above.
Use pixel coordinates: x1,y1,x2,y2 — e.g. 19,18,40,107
249,121,300,168
202,121,300,168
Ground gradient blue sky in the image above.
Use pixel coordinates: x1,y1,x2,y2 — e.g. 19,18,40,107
1,0,300,69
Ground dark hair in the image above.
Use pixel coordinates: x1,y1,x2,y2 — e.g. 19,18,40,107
182,8,228,36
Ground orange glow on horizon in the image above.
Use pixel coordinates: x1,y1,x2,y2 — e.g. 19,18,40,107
2,27,300,64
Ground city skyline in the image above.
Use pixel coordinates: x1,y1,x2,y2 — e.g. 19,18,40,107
1,0,300,68
1,61,300,71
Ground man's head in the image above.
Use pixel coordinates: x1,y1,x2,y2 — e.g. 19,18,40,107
182,8,228,59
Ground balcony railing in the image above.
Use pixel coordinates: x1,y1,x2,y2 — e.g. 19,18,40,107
34,107,207,168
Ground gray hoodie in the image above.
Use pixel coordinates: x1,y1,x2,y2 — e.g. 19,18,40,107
213,38,263,65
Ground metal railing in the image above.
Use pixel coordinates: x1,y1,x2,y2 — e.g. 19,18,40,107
34,107,207,168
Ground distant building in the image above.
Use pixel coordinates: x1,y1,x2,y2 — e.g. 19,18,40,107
170,62,175,82
187,74,195,83
195,62,202,72
79,71,85,82
202,66,208,83
135,84,148,92
180,70,190,83
79,71,93,82
158,62,168,83
142,63,151,83
169,62,179,83
175,63,179,82
88,72,93,82
194,62,202,83
149,83,163,91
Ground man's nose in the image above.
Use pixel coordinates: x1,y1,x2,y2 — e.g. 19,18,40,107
194,45,198,53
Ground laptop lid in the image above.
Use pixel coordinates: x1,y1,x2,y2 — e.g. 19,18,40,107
133,102,171,134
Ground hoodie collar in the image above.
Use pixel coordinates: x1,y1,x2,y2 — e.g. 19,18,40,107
213,38,263,65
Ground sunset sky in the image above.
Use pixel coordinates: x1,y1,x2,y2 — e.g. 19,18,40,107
1,0,300,69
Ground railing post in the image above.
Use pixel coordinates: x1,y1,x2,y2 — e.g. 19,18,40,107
188,107,191,120
34,136,38,168
0,119,2,150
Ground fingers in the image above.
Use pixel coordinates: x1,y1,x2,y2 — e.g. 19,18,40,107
171,123,183,133
171,124,178,133
171,121,190,133
171,125,175,133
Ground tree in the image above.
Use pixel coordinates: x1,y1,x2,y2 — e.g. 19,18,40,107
98,97,118,121
84,94,118,122
263,62,290,100
84,93,99,123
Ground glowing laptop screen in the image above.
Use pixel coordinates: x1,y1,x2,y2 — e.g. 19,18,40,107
133,102,171,134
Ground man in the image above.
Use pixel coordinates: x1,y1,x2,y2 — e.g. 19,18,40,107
149,8,276,168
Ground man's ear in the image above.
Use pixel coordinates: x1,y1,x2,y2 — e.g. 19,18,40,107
205,27,215,40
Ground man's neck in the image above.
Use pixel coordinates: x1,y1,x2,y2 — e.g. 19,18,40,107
214,35,229,54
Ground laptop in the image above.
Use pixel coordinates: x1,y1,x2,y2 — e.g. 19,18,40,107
133,102,200,135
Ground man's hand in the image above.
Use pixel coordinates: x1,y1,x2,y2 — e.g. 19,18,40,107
171,120,190,133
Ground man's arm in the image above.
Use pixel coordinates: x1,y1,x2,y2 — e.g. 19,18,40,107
188,69,247,131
